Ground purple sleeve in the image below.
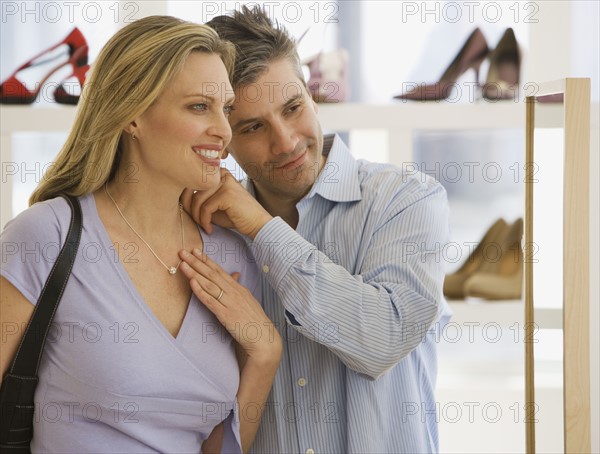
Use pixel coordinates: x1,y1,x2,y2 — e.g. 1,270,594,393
0,198,69,305
220,404,242,454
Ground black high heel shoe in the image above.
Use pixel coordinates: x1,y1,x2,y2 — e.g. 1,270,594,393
482,28,521,100
394,28,489,101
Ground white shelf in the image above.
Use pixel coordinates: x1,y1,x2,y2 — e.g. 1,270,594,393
1,102,594,225
0,105,77,133
0,102,569,133
317,101,566,131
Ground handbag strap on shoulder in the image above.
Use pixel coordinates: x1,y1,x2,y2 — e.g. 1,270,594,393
8,195,83,377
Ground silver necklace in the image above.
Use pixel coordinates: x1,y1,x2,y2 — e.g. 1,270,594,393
104,183,184,275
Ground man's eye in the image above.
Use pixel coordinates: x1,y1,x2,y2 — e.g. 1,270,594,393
243,123,262,133
287,104,301,113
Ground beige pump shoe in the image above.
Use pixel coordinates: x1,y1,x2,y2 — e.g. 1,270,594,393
443,218,508,299
463,218,524,300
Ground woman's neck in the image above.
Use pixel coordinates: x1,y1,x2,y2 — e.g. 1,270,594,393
101,168,184,238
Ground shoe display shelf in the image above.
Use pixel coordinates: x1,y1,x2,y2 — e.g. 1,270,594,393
323,101,598,327
0,101,576,266
317,101,566,168
1,101,595,332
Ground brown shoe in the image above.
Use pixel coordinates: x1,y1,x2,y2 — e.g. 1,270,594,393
463,218,524,300
443,218,508,299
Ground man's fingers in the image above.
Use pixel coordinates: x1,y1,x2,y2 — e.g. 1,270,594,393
220,167,235,181
198,191,233,233
181,181,225,226
192,191,215,231
198,201,215,234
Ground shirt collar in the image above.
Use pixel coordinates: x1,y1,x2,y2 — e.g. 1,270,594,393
243,134,362,203
305,134,362,203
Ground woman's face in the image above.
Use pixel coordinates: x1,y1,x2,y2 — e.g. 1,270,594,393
131,52,234,191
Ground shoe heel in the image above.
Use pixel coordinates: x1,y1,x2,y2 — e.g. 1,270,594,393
482,28,521,100
54,47,89,105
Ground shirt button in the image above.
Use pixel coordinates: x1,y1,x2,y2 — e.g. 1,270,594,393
262,264,270,273
305,450,315,454
297,377,307,387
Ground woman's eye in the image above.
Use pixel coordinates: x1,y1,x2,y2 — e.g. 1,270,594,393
224,105,235,116
192,103,208,112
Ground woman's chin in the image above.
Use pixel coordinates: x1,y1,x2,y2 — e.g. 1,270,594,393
193,175,221,191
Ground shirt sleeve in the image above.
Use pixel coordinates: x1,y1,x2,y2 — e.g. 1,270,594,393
0,198,68,305
250,181,450,380
220,404,242,454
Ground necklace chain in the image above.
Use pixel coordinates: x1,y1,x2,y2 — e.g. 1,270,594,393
104,183,184,275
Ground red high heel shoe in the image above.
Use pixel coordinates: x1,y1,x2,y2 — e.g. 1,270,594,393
54,55,89,105
0,27,88,104
394,28,489,101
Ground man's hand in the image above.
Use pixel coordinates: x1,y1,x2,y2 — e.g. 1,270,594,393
180,168,273,239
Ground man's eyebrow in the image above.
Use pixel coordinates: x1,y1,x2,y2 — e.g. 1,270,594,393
232,116,260,131
282,93,303,108
232,94,304,131
184,93,236,104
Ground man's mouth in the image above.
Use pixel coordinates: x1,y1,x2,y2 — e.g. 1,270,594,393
276,150,308,170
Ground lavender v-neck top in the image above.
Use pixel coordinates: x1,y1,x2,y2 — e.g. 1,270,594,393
1,194,260,453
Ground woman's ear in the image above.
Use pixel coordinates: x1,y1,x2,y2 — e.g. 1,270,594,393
123,120,139,140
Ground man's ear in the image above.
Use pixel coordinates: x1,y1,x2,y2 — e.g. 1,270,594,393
222,148,230,159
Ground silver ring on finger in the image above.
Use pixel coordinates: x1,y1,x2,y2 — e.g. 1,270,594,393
216,288,224,301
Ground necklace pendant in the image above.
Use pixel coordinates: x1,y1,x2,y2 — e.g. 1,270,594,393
169,267,177,275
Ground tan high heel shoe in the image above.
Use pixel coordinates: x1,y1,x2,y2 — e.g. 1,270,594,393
443,218,508,299
481,28,521,100
394,28,489,101
463,218,524,300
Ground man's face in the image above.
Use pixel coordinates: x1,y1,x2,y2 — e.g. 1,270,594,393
226,59,325,203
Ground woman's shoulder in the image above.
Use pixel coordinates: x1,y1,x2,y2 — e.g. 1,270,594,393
0,196,77,305
1,196,72,244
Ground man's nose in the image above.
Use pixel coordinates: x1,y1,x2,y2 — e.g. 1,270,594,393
270,120,298,156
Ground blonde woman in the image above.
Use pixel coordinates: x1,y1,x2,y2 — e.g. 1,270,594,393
0,16,281,453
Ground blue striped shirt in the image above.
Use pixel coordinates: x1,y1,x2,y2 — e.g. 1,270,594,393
246,135,452,454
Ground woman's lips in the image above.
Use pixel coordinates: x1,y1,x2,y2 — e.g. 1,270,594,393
193,148,221,166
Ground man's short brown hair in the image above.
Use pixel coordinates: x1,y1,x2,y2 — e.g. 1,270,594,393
206,5,306,89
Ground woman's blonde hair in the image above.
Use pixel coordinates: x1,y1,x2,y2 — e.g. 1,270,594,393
30,16,234,205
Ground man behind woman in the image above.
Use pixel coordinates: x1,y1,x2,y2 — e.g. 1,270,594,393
0,16,280,453
182,5,451,454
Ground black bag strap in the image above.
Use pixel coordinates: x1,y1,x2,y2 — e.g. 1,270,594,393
7,195,82,377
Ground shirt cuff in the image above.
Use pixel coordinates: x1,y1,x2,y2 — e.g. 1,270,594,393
250,217,315,294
